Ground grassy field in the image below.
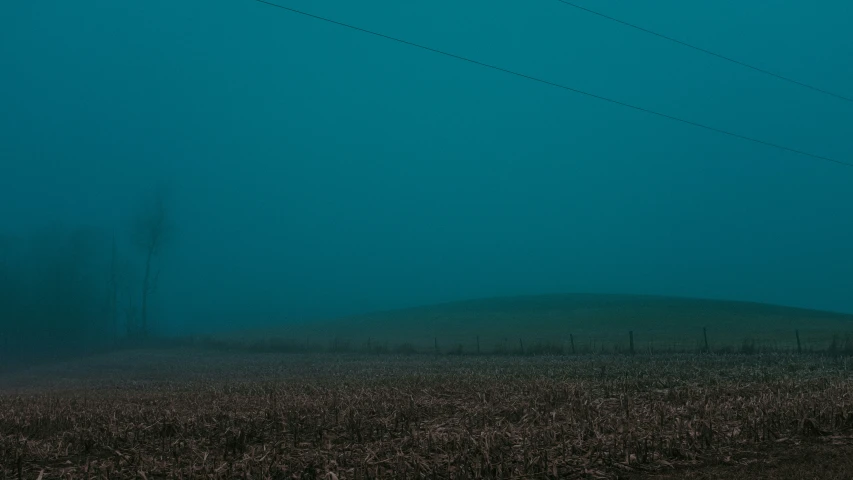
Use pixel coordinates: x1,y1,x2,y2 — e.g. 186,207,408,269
224,294,853,354
3,349,853,479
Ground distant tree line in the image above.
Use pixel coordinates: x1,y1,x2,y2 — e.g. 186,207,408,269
0,190,173,366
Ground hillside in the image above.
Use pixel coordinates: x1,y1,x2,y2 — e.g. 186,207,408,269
226,294,853,353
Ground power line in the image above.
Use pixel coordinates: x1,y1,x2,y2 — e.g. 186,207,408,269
250,0,851,168
552,0,853,103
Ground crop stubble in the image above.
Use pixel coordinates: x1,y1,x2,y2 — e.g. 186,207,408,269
2,351,853,479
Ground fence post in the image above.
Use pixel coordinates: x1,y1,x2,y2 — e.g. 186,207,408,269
703,327,709,353
570,333,576,354
795,330,802,354
629,331,634,355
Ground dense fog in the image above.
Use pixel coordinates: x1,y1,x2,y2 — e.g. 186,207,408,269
2,0,852,362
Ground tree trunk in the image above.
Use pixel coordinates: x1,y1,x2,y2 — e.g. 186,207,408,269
110,237,118,345
111,286,118,343
141,250,152,337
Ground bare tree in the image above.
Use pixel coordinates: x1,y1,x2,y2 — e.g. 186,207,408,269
134,190,172,337
107,235,119,344
0,234,11,362
124,287,139,338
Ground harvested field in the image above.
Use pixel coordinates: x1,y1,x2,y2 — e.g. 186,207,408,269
2,350,853,478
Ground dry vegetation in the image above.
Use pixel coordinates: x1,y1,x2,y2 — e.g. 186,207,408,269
2,350,853,479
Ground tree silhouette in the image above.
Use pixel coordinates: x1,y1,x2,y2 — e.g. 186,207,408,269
133,190,172,337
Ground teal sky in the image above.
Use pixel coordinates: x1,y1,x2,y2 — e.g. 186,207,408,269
2,0,852,333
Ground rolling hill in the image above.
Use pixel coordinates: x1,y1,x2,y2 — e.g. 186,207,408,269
224,294,853,353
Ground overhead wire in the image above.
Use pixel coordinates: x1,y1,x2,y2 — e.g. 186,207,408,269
551,0,853,103
250,0,851,168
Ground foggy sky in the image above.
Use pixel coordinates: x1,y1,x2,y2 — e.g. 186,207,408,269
2,0,852,334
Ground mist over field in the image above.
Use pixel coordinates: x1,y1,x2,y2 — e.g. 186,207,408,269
2,0,852,360
4,3,853,479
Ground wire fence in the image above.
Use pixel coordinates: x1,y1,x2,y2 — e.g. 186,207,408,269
196,327,853,356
